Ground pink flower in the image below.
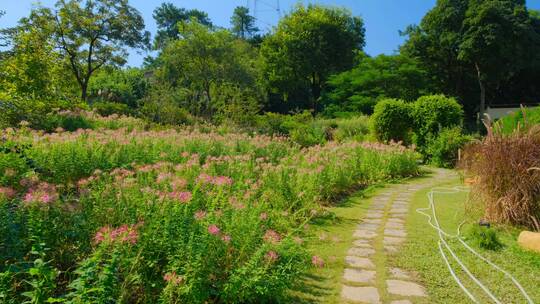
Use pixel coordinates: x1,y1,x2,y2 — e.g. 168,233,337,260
0,187,16,199
221,234,231,243
265,250,279,263
259,212,268,221
40,193,52,204
213,176,233,186
94,224,140,245
208,224,220,235
164,271,184,285
312,255,325,268
194,210,207,220
169,191,192,203
263,229,281,244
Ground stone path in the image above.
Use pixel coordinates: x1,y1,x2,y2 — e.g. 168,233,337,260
340,169,454,304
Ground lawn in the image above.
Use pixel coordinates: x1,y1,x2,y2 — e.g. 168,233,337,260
392,173,540,303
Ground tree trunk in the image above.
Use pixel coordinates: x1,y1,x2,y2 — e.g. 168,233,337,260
475,62,486,121
311,72,321,112
81,80,88,102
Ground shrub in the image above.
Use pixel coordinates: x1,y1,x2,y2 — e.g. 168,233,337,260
92,101,133,117
411,94,464,153
461,125,540,230
426,127,473,168
333,116,370,142
371,98,413,143
467,225,503,251
140,101,194,126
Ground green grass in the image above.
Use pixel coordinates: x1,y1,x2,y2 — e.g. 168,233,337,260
392,175,540,303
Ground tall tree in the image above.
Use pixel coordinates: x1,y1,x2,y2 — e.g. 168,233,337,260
230,6,258,39
153,2,212,48
403,0,539,118
49,0,150,101
154,21,261,118
260,4,365,112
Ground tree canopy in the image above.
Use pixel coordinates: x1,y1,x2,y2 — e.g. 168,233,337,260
260,4,365,112
230,6,259,39
153,2,212,49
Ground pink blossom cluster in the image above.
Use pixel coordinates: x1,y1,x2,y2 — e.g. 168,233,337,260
197,173,233,186
207,224,232,244
163,271,184,285
0,187,16,200
23,182,59,205
263,229,282,244
168,191,192,203
94,223,140,245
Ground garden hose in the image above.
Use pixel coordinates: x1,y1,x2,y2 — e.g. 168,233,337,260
416,186,533,304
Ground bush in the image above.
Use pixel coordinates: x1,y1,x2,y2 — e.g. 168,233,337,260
140,101,194,126
92,101,133,117
461,125,540,230
332,116,370,142
411,94,464,153
371,98,413,143
426,127,473,168
467,225,503,251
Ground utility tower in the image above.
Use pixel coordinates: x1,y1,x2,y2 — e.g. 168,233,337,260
247,0,281,30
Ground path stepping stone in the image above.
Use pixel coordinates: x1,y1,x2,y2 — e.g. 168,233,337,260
346,256,375,269
343,268,376,284
386,222,404,229
362,218,383,224
348,247,375,257
354,239,371,247
365,211,384,219
383,236,405,245
358,223,379,231
384,229,407,238
338,171,459,304
386,280,427,297
389,268,411,280
354,229,378,239
341,286,380,304
384,245,398,253
387,218,404,224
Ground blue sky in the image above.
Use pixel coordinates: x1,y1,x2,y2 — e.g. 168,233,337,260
2,0,540,67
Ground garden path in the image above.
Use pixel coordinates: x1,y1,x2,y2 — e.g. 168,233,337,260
340,168,456,304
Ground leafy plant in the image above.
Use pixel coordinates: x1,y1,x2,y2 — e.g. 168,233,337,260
467,225,503,251
371,98,413,144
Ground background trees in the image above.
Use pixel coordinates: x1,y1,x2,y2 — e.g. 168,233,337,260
260,4,365,112
151,20,261,120
231,6,259,39
402,0,540,120
153,2,212,49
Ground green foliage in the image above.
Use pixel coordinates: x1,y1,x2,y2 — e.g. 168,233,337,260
154,20,262,119
403,0,540,118
426,127,473,168
153,2,212,49
36,0,150,100
324,54,433,115
92,102,133,117
230,6,258,39
496,106,540,134
467,225,503,251
260,4,365,111
371,99,413,143
411,94,464,153
88,68,148,108
0,123,419,302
